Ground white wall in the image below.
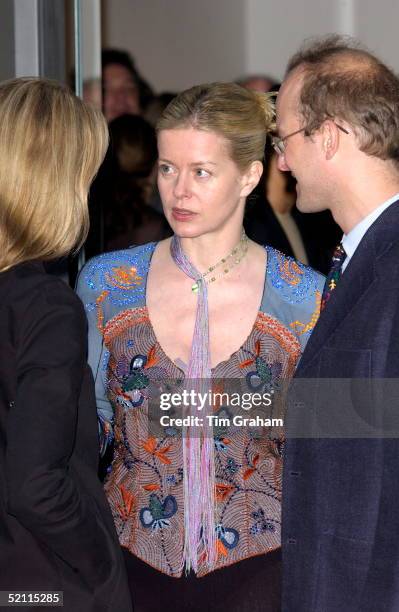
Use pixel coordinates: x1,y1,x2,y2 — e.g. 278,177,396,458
102,0,246,92
246,0,354,82
102,0,399,93
355,0,399,72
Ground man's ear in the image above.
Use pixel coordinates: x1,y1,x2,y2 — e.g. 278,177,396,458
240,160,263,197
322,120,340,160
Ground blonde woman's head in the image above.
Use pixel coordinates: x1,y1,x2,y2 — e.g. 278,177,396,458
156,82,275,172
0,77,109,271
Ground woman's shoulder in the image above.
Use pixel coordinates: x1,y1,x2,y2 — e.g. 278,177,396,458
1,261,86,340
1,260,80,308
76,243,157,317
262,246,325,348
265,245,324,305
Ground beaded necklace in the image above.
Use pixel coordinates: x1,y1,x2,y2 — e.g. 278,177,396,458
191,230,249,292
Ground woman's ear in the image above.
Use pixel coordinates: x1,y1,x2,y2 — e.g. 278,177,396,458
240,160,263,197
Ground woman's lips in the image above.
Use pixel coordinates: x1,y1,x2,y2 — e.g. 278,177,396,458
171,207,197,221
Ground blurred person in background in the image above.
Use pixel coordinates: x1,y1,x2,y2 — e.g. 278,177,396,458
144,92,178,127
237,73,278,93
102,114,172,250
102,48,154,121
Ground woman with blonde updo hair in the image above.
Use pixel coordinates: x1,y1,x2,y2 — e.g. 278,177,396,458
0,77,132,612
78,82,324,611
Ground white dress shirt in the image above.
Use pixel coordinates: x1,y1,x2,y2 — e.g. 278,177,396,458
341,193,399,272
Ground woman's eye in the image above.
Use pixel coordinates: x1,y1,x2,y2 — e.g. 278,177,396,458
195,168,210,178
159,163,173,175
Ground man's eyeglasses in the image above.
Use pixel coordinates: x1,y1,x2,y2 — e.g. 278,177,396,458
271,123,349,156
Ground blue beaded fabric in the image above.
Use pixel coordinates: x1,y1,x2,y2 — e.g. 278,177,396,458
76,243,324,577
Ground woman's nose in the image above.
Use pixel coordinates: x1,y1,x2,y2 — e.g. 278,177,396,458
173,172,191,198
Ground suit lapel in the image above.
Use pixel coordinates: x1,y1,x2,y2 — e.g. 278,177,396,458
297,201,399,373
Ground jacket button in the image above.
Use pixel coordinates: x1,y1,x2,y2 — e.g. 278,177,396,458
9,400,14,408
290,470,301,477
288,538,297,545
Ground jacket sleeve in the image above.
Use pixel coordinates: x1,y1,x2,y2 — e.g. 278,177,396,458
5,281,113,589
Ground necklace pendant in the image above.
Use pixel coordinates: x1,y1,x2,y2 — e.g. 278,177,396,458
191,282,199,293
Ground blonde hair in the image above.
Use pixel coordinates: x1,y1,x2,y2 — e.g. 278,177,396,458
156,82,275,171
0,77,109,272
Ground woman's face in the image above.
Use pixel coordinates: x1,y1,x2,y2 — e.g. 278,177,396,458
103,64,140,122
157,127,255,238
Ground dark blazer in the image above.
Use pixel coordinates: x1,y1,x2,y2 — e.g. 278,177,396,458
282,201,399,611
0,261,132,612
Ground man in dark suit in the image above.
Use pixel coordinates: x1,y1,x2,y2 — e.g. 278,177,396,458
276,36,399,611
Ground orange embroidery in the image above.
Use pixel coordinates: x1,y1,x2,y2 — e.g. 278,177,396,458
117,485,135,520
217,539,228,558
239,340,262,368
103,307,149,345
243,468,256,480
143,484,160,491
145,345,159,369
96,290,109,333
215,483,235,502
142,437,157,454
290,290,322,335
278,254,304,286
142,437,172,465
254,312,301,369
238,358,255,369
105,265,142,291
244,453,260,480
220,438,231,447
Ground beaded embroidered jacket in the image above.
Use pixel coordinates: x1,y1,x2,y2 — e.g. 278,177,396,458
77,243,324,577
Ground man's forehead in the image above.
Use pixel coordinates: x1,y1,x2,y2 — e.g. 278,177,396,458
276,68,304,127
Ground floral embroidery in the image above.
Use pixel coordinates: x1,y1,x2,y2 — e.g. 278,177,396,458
254,313,301,367
108,345,165,409
117,485,136,521
143,483,160,491
165,468,183,486
278,256,303,286
225,457,239,475
215,524,239,557
290,289,322,336
243,453,260,481
249,507,277,535
239,340,283,393
142,437,172,465
139,494,178,531
104,307,150,345
83,243,155,308
267,246,318,304
109,353,149,408
105,265,142,291
215,483,235,502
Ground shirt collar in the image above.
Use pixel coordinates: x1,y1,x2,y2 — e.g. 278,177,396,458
341,193,399,270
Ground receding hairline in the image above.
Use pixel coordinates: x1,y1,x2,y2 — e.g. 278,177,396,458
288,44,386,80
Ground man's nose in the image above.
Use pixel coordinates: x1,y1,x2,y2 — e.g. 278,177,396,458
277,152,290,172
